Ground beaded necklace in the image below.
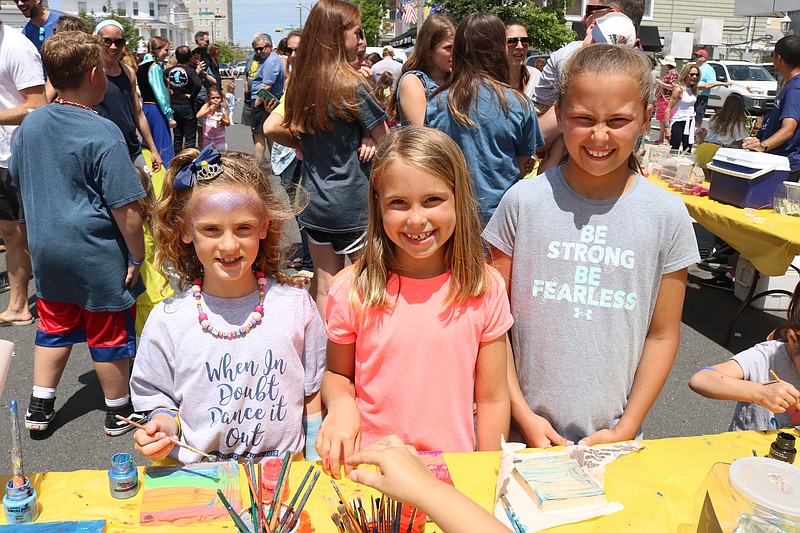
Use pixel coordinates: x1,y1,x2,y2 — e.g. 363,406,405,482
54,97,98,114
193,271,267,339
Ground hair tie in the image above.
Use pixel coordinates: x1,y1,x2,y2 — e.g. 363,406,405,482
93,19,125,35
173,146,224,190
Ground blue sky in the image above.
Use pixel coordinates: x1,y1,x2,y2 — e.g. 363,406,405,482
232,0,317,45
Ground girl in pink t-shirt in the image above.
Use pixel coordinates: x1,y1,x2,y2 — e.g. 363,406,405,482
317,126,513,478
196,87,230,151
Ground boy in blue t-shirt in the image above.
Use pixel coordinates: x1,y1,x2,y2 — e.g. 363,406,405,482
9,31,148,437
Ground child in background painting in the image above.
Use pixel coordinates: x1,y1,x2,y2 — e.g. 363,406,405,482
317,127,512,478
484,44,699,448
196,87,230,151
130,147,326,463
689,284,800,431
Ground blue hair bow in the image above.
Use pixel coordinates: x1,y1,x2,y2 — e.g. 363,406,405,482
173,146,223,190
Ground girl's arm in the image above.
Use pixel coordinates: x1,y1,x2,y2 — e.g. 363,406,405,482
220,108,230,126
397,74,427,126
346,435,510,533
475,335,510,451
316,340,361,479
147,64,175,123
196,103,210,119
579,268,687,446
368,118,389,145
488,247,572,448
125,64,162,172
689,360,800,412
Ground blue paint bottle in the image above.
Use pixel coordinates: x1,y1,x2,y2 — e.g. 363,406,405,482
3,477,39,524
108,453,138,499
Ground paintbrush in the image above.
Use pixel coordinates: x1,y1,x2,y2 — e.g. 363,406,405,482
286,469,320,531
267,450,292,530
770,370,800,409
404,508,416,533
115,414,217,462
331,479,364,533
244,460,259,533
500,495,527,533
277,464,315,531
217,488,250,533
9,400,25,489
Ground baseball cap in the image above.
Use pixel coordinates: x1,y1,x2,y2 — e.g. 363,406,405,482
660,55,676,66
694,49,708,58
591,12,636,49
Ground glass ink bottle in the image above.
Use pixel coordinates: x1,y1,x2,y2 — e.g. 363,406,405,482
108,453,139,499
767,432,796,464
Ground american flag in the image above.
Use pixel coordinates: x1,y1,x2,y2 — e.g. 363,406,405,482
402,0,418,24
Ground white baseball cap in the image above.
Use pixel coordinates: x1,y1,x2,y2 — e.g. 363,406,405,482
591,12,636,49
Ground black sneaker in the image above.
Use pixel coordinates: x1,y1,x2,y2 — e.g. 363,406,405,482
105,403,148,437
700,274,734,291
25,395,56,431
0,273,9,294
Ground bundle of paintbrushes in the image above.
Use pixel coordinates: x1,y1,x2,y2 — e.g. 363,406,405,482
218,452,320,533
329,480,422,533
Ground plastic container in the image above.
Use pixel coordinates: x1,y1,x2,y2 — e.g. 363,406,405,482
775,181,800,216
399,505,427,533
692,459,800,532
3,478,39,524
707,148,791,208
260,457,290,505
108,453,139,499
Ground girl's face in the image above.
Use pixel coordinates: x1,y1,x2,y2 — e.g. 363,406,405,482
556,73,650,194
429,35,454,76
209,92,222,105
181,186,268,298
378,160,456,279
505,25,529,69
343,23,364,62
156,45,169,62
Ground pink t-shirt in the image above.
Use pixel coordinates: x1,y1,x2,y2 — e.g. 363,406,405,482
326,265,513,452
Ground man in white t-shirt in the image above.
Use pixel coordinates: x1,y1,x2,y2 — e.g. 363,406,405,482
372,45,403,89
0,20,46,326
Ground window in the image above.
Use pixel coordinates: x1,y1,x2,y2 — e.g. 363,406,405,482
132,1,138,15
78,1,86,11
117,2,126,15
711,64,726,82
149,2,155,16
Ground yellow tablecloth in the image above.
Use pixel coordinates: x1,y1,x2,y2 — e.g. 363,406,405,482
0,431,784,532
649,177,800,276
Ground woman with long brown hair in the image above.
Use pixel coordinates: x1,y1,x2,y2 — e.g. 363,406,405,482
283,0,389,316
426,12,542,226
504,19,538,98
387,13,455,126
666,63,700,151
137,36,176,166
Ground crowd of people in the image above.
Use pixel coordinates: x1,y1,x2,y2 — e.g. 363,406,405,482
1,0,800,529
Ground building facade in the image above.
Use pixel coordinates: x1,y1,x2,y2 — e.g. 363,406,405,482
180,0,232,44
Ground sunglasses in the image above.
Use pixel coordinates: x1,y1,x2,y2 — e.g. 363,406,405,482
101,37,126,48
358,29,365,39
253,46,267,52
38,26,45,42
286,46,296,53
689,73,699,77
507,37,530,47
585,4,610,16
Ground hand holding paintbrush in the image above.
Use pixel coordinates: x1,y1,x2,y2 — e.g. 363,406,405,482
769,370,800,411
123,415,216,462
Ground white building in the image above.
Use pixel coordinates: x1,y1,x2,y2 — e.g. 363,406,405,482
180,0,233,44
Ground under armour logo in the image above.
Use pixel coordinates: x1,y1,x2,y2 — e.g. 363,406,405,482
574,308,593,320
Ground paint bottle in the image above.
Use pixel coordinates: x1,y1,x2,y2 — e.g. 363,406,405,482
261,457,290,505
108,452,139,499
767,432,796,464
3,477,39,524
399,505,426,533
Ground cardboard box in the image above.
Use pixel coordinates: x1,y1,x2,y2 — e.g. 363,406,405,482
734,256,800,311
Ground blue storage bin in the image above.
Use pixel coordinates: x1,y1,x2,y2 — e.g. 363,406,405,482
707,149,791,208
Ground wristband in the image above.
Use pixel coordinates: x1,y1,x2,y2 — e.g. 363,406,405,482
128,252,144,266
148,408,181,438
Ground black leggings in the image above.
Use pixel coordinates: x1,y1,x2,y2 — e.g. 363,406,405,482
670,121,691,152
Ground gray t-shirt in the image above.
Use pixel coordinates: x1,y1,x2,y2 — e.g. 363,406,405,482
484,168,699,443
730,340,800,431
532,41,582,107
297,82,387,233
130,281,327,462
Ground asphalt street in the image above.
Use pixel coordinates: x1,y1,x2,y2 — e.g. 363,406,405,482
0,98,788,474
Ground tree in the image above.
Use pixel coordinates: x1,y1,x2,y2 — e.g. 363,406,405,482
437,0,576,52
216,41,235,63
78,2,139,45
354,0,386,46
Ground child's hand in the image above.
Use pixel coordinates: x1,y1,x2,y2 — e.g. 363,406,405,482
345,435,436,508
133,418,175,461
577,426,629,447
517,410,573,448
358,135,377,162
755,380,800,413
315,401,361,479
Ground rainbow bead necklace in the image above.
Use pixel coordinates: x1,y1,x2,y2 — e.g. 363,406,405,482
193,272,267,339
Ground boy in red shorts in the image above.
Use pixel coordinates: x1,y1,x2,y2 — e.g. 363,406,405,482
9,31,148,436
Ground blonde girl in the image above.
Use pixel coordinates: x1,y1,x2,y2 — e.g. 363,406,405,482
196,86,230,151
224,81,236,125
317,127,512,478
131,148,326,463
485,44,699,448
283,0,389,317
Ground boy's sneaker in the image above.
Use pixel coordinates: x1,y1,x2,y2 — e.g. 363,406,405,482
25,395,56,431
105,402,148,437
700,274,734,291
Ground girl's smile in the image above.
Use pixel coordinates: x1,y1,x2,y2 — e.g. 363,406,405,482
378,160,456,279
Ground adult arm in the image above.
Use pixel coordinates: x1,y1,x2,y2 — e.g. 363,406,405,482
488,247,571,447
475,334,510,451
689,360,800,411
742,117,798,152
347,435,510,533
316,340,361,479
697,80,731,91
263,103,300,149
125,64,162,172
147,64,175,123
110,201,145,289
0,85,46,125
664,87,682,140
579,268,687,446
397,73,427,126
